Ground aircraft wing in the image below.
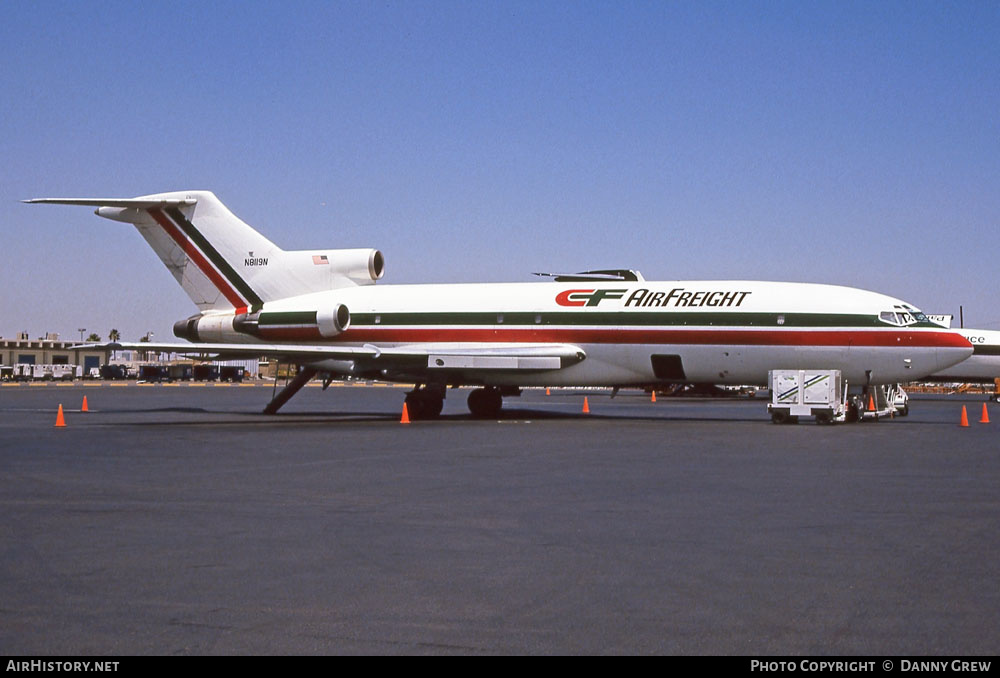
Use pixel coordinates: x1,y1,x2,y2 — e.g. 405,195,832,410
87,341,379,362
82,341,586,372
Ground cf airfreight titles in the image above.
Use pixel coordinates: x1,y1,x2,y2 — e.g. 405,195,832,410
554,288,752,308
624,288,752,308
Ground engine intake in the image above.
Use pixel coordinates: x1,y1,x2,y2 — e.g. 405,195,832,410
298,248,385,286
317,303,351,337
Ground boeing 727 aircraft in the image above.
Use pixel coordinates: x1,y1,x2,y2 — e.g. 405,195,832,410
26,191,973,418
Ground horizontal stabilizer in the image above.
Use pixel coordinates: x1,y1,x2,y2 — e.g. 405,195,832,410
23,197,197,208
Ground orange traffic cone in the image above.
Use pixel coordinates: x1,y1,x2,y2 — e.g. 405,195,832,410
868,394,876,411
545,387,550,396
980,403,990,424
54,404,66,428
400,402,411,424
651,391,656,403
81,395,89,413
960,405,969,427
582,397,590,414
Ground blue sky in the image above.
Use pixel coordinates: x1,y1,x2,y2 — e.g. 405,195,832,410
2,0,998,342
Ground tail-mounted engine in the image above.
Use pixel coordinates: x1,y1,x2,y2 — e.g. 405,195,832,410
174,302,352,342
315,303,351,337
173,312,244,342
301,248,385,287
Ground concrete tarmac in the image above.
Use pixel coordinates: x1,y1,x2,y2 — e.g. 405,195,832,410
1,384,998,654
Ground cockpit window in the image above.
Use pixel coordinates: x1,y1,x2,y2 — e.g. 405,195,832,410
900,304,929,323
879,307,924,326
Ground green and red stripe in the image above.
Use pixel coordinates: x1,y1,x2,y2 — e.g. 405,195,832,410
147,207,264,312
254,324,969,348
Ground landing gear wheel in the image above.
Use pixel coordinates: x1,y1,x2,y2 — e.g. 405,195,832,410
468,388,503,418
404,389,444,420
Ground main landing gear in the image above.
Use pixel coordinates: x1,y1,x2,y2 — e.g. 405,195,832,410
467,387,503,418
404,384,445,420
401,385,513,420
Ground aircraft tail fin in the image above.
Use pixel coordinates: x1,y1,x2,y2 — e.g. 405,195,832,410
25,191,384,312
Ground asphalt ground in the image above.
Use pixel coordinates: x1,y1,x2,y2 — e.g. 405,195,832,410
1,384,998,655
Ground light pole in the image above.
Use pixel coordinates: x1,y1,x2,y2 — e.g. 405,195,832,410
78,328,86,342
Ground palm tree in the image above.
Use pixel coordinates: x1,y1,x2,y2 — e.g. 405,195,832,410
107,328,121,363
86,333,101,342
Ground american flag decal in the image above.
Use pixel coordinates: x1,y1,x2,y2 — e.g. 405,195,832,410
312,255,329,265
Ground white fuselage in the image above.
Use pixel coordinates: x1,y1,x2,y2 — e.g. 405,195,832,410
225,280,972,387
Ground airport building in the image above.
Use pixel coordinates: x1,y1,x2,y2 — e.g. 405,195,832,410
0,333,108,373
1,332,262,381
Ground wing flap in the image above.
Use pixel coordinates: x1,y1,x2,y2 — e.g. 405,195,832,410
427,355,562,371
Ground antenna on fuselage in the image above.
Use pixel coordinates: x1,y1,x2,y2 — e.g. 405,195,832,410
532,269,645,282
